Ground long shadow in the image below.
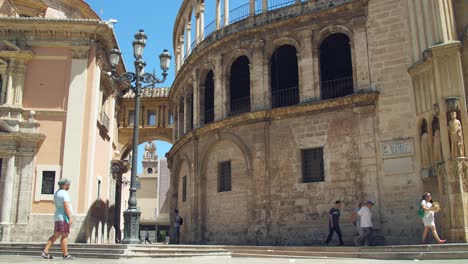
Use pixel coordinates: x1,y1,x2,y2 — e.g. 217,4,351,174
75,200,115,243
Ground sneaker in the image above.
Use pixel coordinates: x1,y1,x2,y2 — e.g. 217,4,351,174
63,254,76,260
41,252,53,259
438,239,447,244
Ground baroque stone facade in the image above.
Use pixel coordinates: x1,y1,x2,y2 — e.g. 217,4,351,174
167,0,468,245
0,0,125,243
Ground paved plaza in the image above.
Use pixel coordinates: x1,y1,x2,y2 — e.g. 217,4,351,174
1,256,467,264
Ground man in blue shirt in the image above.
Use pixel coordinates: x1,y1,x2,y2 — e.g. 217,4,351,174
325,200,344,246
41,178,76,260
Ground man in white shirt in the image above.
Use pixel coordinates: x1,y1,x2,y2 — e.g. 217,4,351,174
356,201,374,246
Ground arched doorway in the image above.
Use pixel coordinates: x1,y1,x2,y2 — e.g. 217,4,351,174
229,56,250,116
270,45,299,108
319,33,353,100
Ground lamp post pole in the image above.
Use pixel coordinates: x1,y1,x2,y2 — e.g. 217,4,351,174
108,29,171,244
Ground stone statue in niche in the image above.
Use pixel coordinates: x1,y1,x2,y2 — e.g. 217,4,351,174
449,111,465,158
432,118,443,163
421,121,431,168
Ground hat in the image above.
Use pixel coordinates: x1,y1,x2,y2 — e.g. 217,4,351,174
58,178,71,186
366,201,374,206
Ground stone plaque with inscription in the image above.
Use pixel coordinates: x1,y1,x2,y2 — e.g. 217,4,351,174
381,138,414,158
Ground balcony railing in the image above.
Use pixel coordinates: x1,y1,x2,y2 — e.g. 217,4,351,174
269,0,297,11
230,96,251,116
321,76,354,100
204,108,214,124
100,111,110,131
272,86,299,108
229,3,250,24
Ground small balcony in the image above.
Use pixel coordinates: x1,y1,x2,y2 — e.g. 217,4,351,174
321,76,354,100
272,86,299,108
230,96,251,116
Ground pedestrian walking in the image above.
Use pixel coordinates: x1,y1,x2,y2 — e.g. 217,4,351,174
173,209,183,244
41,178,76,260
144,228,152,244
325,200,344,246
356,201,375,246
420,192,446,244
351,202,364,244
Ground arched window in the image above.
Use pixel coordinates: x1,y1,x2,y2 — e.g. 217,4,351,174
204,70,215,124
320,33,353,100
229,56,250,116
270,45,299,108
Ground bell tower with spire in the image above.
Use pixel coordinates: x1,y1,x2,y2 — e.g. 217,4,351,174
142,141,158,176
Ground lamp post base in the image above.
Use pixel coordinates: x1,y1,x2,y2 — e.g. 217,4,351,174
122,209,141,244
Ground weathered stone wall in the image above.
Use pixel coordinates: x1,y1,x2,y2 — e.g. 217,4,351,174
267,109,361,245
177,160,193,242
366,0,422,244
168,0,468,246
202,139,249,245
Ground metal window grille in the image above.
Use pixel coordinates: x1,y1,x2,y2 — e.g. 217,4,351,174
182,176,187,202
302,148,324,183
218,161,232,192
41,171,56,194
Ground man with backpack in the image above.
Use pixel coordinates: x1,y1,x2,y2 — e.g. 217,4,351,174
173,209,183,244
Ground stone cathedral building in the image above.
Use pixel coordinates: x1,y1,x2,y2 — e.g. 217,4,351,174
0,0,125,242
167,0,468,245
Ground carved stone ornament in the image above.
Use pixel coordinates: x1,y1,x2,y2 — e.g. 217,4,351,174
448,112,465,158
72,46,90,60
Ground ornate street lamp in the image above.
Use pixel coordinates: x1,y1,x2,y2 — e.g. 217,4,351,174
108,29,171,244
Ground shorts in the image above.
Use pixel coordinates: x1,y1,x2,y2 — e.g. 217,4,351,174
54,221,70,234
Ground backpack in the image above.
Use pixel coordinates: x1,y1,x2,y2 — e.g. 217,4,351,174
178,216,184,225
417,205,425,218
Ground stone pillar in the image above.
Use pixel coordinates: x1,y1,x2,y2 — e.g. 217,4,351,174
249,0,255,16
214,56,224,121
173,108,178,141
251,41,268,111
0,155,15,241
12,61,26,106
351,17,371,91
13,154,35,241
195,12,200,44
192,72,200,128
262,0,268,12
62,46,90,213
111,159,130,243
216,0,221,29
186,22,192,54
184,92,193,133
353,106,382,228
180,36,185,63
178,97,185,138
312,47,321,99
5,66,14,105
199,3,205,41
298,30,314,103
224,0,229,26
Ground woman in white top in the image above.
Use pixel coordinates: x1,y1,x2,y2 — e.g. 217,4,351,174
421,192,446,244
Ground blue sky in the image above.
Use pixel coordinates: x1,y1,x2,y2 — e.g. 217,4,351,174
85,0,250,173
85,0,183,173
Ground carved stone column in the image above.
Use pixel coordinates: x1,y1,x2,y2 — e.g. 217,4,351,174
223,0,229,26
0,155,15,241
216,0,221,29
110,160,130,243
